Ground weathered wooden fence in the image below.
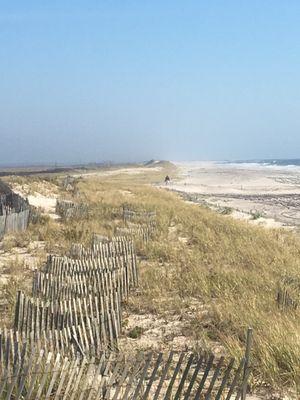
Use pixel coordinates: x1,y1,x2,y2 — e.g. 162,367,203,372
13,290,121,348
120,205,157,243
61,175,79,192
122,206,156,223
0,185,30,237
0,344,252,399
32,258,132,302
56,199,89,220
69,238,136,260
93,233,110,245
1,319,118,361
3,236,138,363
276,275,300,310
115,224,155,243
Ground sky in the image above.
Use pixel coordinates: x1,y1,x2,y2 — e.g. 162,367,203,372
1,1,300,165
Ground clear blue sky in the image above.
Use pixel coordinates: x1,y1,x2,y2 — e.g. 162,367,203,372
1,1,300,165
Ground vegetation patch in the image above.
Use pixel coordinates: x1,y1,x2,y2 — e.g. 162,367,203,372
127,326,144,339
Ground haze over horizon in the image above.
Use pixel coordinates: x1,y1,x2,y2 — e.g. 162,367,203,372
1,1,300,165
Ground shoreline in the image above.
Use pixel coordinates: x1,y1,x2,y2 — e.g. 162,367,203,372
163,161,300,230
171,188,290,229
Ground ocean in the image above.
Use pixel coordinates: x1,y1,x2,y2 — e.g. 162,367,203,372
232,159,300,167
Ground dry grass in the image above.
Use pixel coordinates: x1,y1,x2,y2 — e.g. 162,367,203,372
66,173,300,391
2,163,300,394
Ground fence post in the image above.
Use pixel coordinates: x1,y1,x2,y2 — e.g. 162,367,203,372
242,327,253,400
14,290,22,331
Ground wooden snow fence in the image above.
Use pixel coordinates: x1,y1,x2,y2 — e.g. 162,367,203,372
122,206,156,224
0,189,30,237
35,256,138,299
0,208,30,236
55,199,89,220
69,237,136,260
9,239,139,360
115,224,155,243
1,319,117,362
92,234,110,245
276,275,300,310
121,205,157,243
0,332,252,399
12,290,121,355
39,240,138,305
61,175,79,192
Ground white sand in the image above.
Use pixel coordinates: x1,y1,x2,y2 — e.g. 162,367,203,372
27,194,57,214
12,184,59,219
168,161,300,228
73,166,162,178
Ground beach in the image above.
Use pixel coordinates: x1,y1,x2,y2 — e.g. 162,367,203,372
169,161,300,229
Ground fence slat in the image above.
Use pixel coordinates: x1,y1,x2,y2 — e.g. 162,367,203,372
174,353,194,400
194,354,214,399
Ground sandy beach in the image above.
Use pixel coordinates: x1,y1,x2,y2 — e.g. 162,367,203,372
169,161,300,229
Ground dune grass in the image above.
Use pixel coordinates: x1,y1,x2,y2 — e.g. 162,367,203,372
78,176,300,392
2,165,300,393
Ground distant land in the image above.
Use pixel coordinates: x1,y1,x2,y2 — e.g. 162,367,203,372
0,160,166,177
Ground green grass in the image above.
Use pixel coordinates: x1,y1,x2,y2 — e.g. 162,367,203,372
220,206,233,215
250,210,264,220
127,326,144,339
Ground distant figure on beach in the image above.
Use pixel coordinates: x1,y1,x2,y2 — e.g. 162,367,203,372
165,175,170,185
